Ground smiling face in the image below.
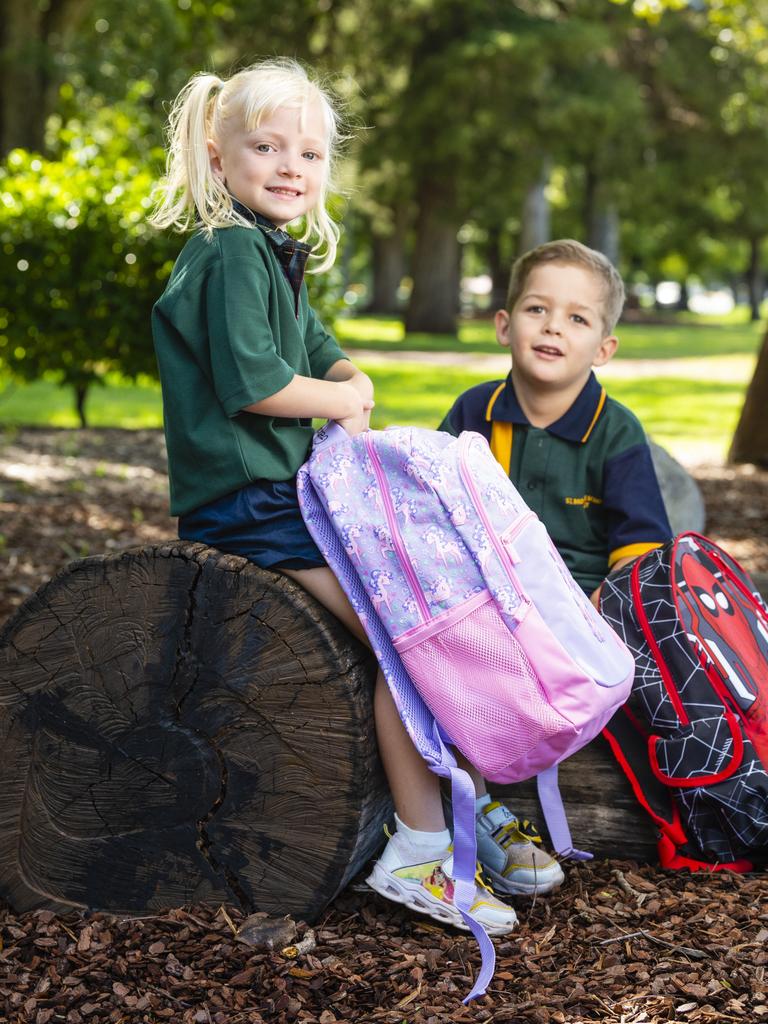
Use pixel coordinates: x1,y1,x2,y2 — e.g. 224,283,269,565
497,262,618,400
208,99,328,228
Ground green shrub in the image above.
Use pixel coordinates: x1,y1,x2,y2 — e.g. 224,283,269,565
0,114,182,425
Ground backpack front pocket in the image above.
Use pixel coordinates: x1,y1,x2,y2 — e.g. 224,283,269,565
393,590,574,781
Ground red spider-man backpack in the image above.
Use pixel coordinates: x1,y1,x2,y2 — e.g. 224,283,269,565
599,532,768,870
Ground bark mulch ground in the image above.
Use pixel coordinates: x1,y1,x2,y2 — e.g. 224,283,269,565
1,427,767,1024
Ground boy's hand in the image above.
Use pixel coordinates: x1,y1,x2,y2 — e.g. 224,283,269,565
593,555,639,609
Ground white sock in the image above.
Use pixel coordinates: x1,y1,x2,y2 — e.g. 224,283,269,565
475,792,492,814
391,813,450,858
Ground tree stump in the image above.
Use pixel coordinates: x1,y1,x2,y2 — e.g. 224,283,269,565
0,543,391,920
492,737,659,863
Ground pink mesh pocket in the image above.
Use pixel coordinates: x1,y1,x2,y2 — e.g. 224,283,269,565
393,592,571,780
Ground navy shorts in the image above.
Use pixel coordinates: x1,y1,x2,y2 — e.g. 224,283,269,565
178,477,326,571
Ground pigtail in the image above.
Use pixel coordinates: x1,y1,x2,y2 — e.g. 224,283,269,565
149,73,229,231
302,204,340,275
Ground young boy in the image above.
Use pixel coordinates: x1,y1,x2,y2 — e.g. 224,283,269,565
440,239,672,896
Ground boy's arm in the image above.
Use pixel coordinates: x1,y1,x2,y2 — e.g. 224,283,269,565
592,438,673,607
438,405,461,437
437,384,497,440
589,555,635,609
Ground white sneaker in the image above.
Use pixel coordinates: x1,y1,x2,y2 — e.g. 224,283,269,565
366,830,518,936
476,801,564,896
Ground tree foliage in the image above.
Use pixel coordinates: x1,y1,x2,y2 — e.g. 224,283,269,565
0,109,180,425
1,0,768,455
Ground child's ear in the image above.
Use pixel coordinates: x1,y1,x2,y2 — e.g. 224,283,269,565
495,309,512,349
207,139,225,183
593,334,618,367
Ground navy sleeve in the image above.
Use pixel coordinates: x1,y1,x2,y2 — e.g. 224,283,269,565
438,384,495,441
603,442,673,566
438,401,462,436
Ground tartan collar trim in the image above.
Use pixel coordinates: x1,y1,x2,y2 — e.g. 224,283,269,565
230,198,311,307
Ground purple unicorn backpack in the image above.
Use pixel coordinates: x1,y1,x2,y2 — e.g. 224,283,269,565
297,423,634,1000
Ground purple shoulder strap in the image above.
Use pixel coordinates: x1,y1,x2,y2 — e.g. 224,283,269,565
298,425,494,1002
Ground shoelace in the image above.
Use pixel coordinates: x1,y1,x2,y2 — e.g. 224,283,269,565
494,816,543,849
474,864,498,896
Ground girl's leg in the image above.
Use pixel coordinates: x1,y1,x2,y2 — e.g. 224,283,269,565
283,565,518,931
283,567,444,829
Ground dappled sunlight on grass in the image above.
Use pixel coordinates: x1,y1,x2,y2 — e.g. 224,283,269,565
0,377,163,428
606,377,745,460
358,359,747,464
335,313,764,360
0,337,750,464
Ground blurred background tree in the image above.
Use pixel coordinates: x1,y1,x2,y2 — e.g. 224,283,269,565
0,0,766,457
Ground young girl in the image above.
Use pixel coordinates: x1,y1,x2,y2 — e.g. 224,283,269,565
149,57,517,935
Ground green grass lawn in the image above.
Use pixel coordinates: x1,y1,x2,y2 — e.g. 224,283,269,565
0,311,759,463
363,362,746,461
335,313,765,360
0,374,164,429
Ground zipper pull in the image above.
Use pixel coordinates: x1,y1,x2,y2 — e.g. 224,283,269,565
313,420,350,453
501,535,521,564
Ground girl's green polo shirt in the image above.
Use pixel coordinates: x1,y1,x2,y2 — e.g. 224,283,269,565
151,225,347,516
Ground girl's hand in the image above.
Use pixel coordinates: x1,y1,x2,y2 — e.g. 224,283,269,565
336,382,375,436
325,363,375,433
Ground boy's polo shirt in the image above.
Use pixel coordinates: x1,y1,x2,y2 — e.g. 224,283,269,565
439,372,672,593
152,224,347,516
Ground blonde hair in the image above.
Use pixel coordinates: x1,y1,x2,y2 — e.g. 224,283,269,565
507,239,625,334
149,58,341,272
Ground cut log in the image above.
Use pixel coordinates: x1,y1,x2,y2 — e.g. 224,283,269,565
492,736,659,863
0,543,390,920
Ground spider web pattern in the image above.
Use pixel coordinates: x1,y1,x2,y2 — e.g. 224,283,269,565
601,540,768,862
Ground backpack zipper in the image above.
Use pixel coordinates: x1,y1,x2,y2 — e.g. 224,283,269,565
457,434,526,617
631,557,690,724
499,512,538,558
363,434,430,622
631,551,744,787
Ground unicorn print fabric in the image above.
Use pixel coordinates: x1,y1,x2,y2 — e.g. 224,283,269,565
298,423,634,783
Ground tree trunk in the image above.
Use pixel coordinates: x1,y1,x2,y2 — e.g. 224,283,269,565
589,202,620,267
0,543,390,917
404,181,460,335
519,158,552,255
494,735,659,862
368,222,407,315
0,0,91,156
584,167,620,266
75,382,88,428
675,280,690,313
487,226,508,311
728,324,768,466
746,235,764,323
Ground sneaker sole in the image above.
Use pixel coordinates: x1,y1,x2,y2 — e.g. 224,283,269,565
366,862,517,935
481,860,565,897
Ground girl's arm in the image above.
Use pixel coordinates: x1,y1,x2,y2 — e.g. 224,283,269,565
324,360,375,431
242,371,374,435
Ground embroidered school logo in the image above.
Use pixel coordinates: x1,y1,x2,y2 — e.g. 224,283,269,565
564,494,603,507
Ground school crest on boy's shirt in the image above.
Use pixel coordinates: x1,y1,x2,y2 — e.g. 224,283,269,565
564,494,603,508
